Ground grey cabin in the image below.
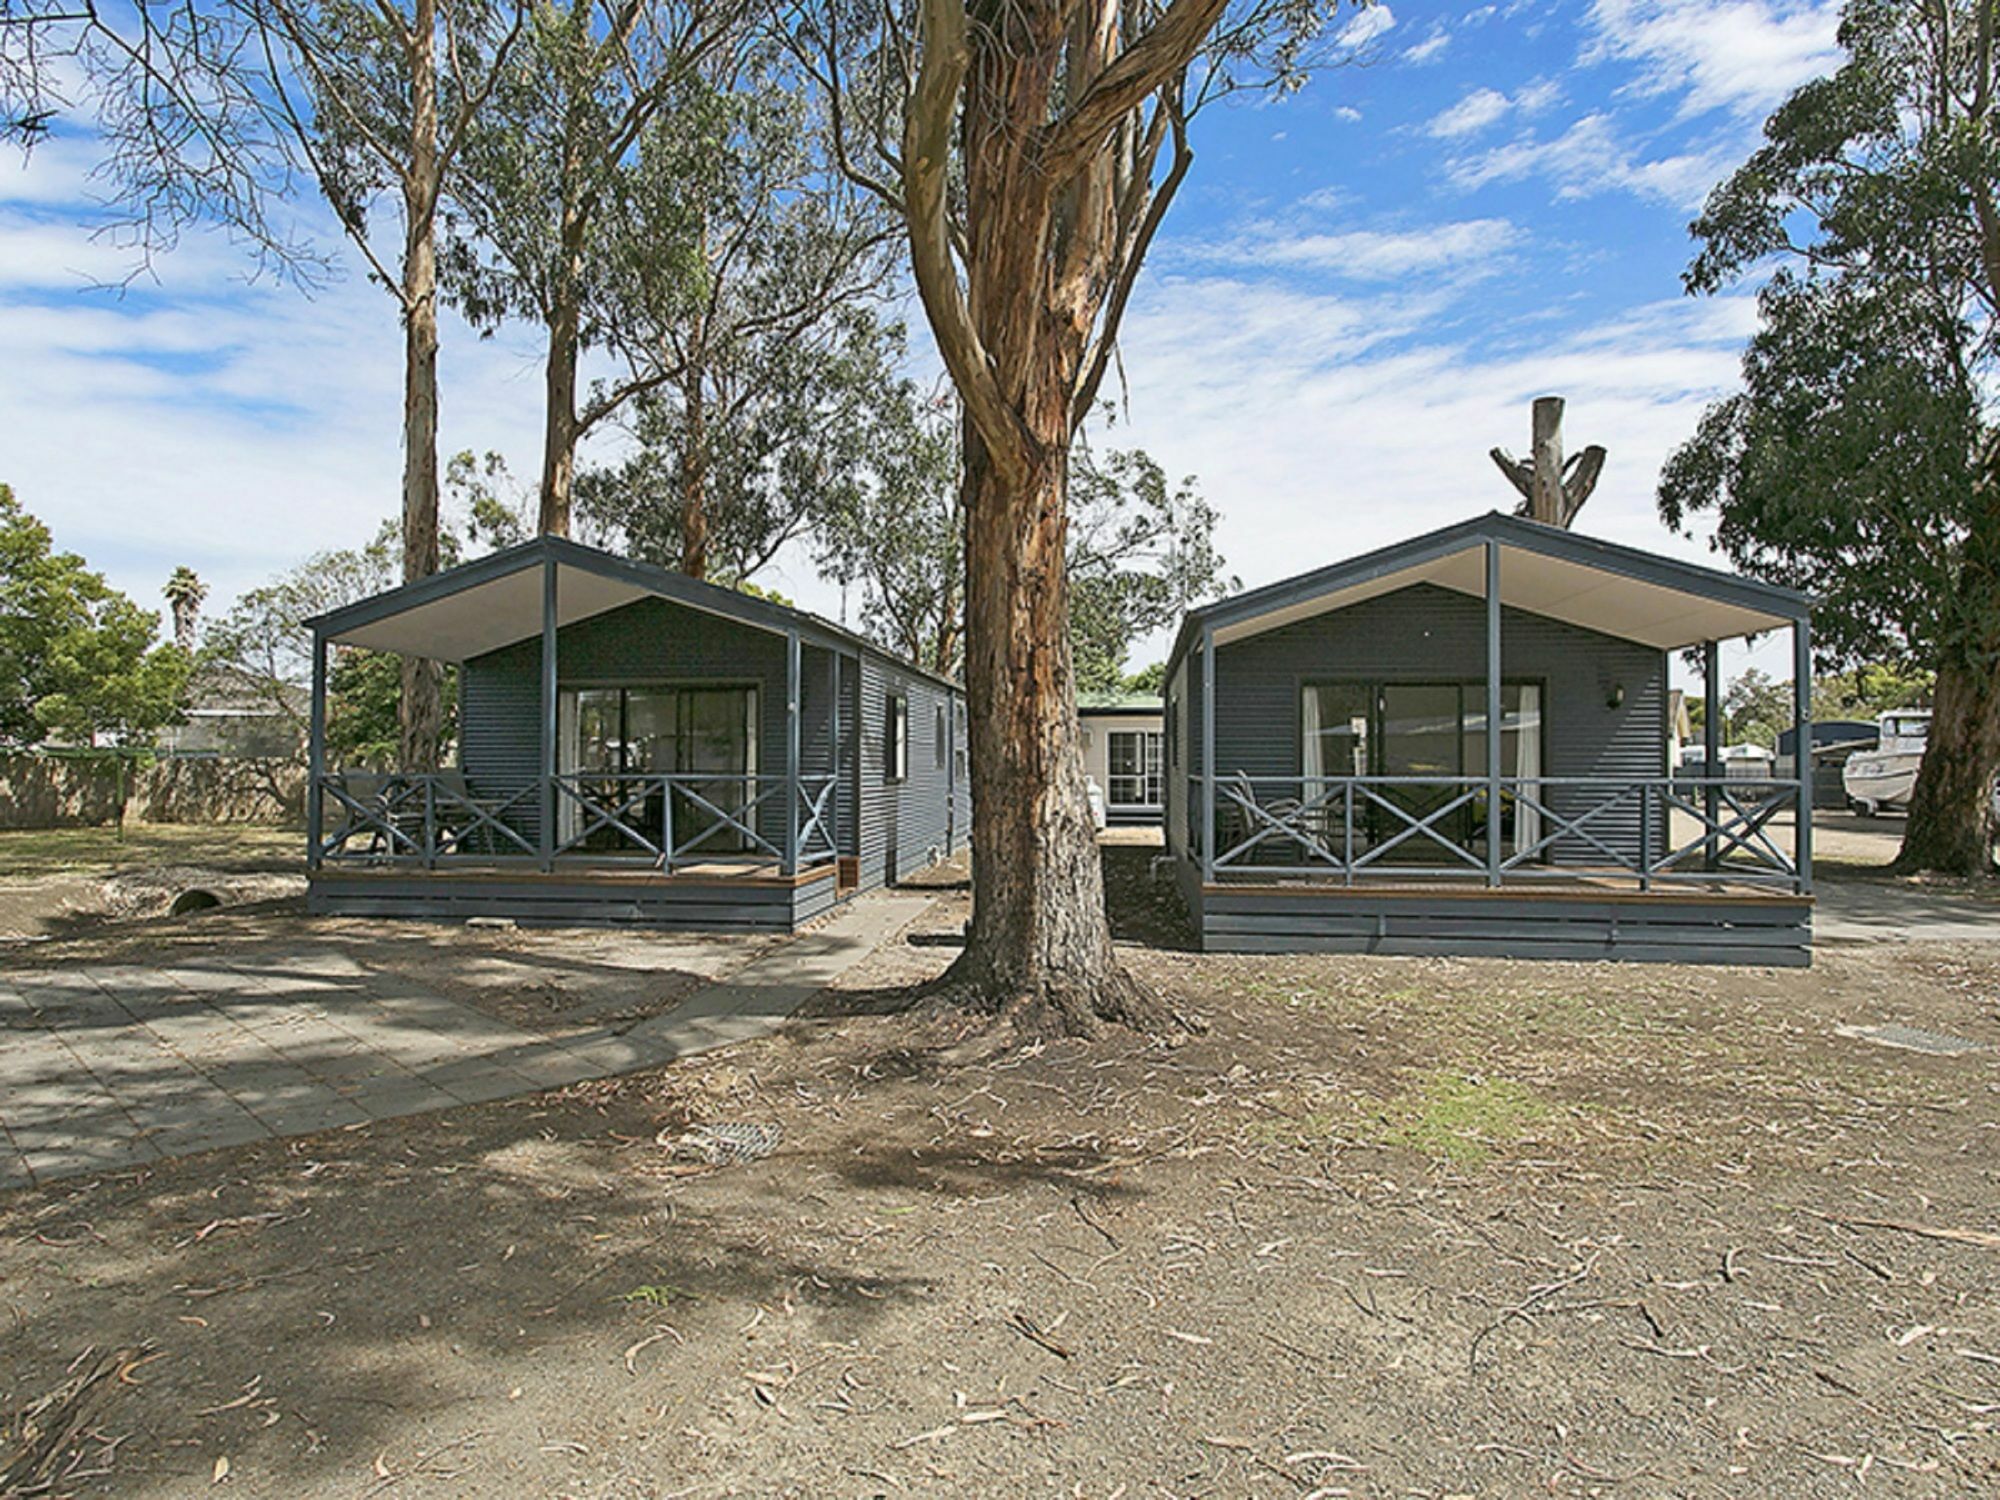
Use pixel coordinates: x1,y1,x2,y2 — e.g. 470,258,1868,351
1163,513,1816,965
303,536,968,931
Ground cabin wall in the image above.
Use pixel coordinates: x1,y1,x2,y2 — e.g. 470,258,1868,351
1165,657,1191,861
459,598,963,885
854,657,962,890
1196,582,1667,868
1079,711,1165,824
460,597,790,849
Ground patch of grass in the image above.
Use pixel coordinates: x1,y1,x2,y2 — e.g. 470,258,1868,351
1374,1071,1553,1168
621,1283,698,1307
0,825,299,880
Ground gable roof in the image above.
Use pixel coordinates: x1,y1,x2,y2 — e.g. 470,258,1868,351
306,535,959,692
1168,512,1811,673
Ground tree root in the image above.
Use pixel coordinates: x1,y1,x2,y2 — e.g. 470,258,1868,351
918,952,1177,1041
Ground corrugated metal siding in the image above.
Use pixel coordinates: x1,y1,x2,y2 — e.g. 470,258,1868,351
459,635,545,842
855,657,959,888
1202,583,1667,868
1166,657,1190,859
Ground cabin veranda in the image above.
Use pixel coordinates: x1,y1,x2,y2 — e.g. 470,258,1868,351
1163,514,1817,965
302,537,969,932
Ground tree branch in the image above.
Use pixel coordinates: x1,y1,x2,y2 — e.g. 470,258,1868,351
1037,0,1226,186
903,0,1031,481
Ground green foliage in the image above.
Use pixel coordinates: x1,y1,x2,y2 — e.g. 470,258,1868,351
1067,439,1236,693
812,372,964,673
447,451,532,551
1722,668,1790,749
1664,0,2000,675
1123,661,1166,696
583,305,905,582
573,58,897,578
0,485,191,746
326,647,457,768
816,404,1232,685
1813,662,1935,722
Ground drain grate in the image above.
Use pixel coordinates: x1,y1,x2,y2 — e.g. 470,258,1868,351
1836,1023,1987,1057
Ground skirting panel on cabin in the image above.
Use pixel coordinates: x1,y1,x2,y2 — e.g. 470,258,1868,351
308,870,838,932
1190,881,1812,967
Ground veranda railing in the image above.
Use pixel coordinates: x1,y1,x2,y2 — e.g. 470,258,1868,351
1193,773,1805,892
310,771,841,875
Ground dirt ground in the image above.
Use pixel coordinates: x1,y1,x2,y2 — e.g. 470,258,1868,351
0,828,305,942
4,845,1999,1498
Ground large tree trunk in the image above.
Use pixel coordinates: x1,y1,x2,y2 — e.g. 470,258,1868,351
925,22,1160,1034
945,435,1160,1033
679,375,709,579
539,296,581,538
1897,653,2000,875
397,0,444,772
1897,442,2000,875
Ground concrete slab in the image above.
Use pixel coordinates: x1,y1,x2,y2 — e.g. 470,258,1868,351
1815,877,2000,944
0,890,930,1191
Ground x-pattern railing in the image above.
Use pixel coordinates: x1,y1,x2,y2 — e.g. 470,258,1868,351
317,774,540,866
316,771,845,874
796,775,839,864
1204,774,1805,891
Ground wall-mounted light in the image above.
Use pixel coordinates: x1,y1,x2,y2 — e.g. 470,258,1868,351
1605,683,1626,709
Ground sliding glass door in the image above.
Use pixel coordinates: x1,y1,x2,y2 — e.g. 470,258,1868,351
1302,681,1545,863
560,686,759,854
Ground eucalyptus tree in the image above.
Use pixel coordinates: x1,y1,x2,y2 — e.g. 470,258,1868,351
816,416,1234,690
787,0,1344,1032
574,56,897,579
1663,0,2000,874
443,0,746,535
242,0,525,769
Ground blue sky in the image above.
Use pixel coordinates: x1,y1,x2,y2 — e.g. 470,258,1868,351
0,0,1845,681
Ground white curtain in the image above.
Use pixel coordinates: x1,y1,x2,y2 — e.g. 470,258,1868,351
1301,686,1324,789
1513,685,1542,856
556,690,580,846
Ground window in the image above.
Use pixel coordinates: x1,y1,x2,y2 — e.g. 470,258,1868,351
885,692,908,783
1106,729,1164,808
935,702,948,769
1300,680,1545,860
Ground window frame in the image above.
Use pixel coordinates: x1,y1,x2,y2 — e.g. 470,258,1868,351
885,691,909,784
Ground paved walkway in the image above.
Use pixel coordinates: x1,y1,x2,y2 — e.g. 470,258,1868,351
1815,879,2000,944
0,895,928,1191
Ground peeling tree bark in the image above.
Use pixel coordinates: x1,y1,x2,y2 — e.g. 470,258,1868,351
1899,447,2000,874
397,0,444,772
894,0,1225,1035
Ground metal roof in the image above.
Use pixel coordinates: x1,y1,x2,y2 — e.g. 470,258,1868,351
307,535,961,692
1167,512,1811,672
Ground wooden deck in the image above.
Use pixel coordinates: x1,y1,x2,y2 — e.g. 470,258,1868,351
308,857,842,931
1182,865,1812,966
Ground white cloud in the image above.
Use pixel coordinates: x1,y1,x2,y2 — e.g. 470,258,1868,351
1427,79,1561,138
1103,275,1768,674
1332,105,1363,124
1447,111,1734,208
1584,0,1843,118
1336,3,1397,51
1402,26,1451,64
0,203,559,623
1244,218,1524,280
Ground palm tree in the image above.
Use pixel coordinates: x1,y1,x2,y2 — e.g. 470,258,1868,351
163,566,207,654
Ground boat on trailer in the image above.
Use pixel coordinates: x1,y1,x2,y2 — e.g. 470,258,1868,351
1842,710,1930,816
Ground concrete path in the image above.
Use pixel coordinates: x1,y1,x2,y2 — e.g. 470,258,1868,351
0,894,929,1191
1815,879,2000,944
